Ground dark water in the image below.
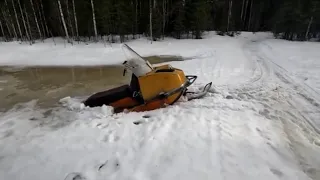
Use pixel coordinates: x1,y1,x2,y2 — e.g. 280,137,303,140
0,55,184,111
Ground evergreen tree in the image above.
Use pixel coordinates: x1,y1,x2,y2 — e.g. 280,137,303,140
172,0,185,39
0,0,319,43
186,0,211,39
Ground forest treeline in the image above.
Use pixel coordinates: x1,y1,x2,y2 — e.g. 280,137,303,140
0,0,319,44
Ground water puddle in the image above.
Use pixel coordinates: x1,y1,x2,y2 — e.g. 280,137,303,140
0,55,184,111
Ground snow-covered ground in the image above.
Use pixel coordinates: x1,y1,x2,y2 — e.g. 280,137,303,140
0,32,320,180
258,39,320,97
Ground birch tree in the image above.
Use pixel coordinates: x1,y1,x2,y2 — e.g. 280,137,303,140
305,16,313,40
24,5,33,43
40,0,49,37
90,0,98,42
72,0,79,40
57,0,69,41
248,0,253,30
243,0,249,29
162,0,166,39
0,20,5,41
36,1,46,38
30,0,42,39
11,0,22,39
135,0,138,38
1,8,12,38
241,0,245,22
18,0,30,42
149,0,153,43
4,0,17,39
305,2,317,40
66,0,74,42
227,0,233,32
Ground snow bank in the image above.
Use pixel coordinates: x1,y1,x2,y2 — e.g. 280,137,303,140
0,32,272,67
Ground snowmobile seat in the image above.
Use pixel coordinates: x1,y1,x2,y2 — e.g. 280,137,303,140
84,85,133,107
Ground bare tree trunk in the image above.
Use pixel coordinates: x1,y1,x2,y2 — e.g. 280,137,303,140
57,0,70,41
0,20,5,40
305,16,313,40
139,0,141,38
131,0,134,38
36,1,46,38
72,0,79,40
241,0,245,21
90,0,98,42
243,0,249,28
135,0,138,38
40,0,49,37
5,0,18,39
2,9,13,38
18,0,30,42
66,0,74,42
149,0,152,43
11,0,22,39
162,0,166,40
30,0,42,39
67,0,74,38
248,0,253,31
24,5,33,43
227,0,233,32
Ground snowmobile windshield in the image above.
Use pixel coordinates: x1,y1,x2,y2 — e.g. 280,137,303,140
121,44,153,77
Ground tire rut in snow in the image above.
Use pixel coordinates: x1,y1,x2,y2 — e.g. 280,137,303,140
248,40,320,180
217,40,273,96
269,57,320,135
241,40,271,86
221,70,320,179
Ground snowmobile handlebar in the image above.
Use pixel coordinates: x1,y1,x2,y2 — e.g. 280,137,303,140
186,75,197,86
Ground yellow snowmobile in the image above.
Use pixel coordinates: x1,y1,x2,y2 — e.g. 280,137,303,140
84,44,212,113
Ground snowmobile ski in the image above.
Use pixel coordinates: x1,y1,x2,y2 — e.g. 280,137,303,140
185,82,212,101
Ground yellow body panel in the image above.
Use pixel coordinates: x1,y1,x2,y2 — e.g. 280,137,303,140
138,65,187,104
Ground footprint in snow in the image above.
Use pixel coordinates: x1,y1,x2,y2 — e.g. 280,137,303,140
101,128,120,143
259,108,272,120
143,115,151,118
97,158,120,174
133,115,152,125
133,120,147,125
0,130,14,139
64,172,87,180
102,133,120,143
269,168,284,178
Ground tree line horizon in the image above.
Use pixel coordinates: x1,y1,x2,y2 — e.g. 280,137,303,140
0,0,319,44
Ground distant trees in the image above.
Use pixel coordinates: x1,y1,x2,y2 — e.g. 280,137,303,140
272,0,320,41
0,0,319,43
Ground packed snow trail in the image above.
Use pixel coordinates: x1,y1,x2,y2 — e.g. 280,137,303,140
0,32,320,180
246,38,320,180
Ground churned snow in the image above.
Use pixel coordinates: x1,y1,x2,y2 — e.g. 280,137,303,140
0,32,320,180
